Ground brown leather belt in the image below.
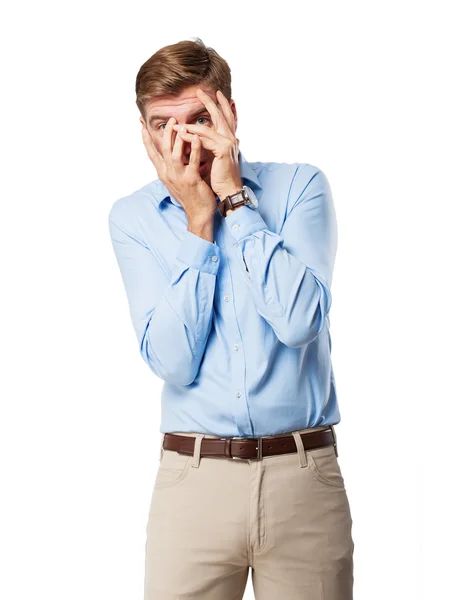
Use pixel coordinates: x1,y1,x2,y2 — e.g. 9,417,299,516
163,428,336,460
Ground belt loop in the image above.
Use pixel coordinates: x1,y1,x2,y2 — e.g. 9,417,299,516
329,424,338,457
159,433,165,462
292,430,308,468
191,433,205,468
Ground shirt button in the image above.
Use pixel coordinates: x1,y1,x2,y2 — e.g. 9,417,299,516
232,224,239,231
233,344,239,351
236,391,242,398
224,295,229,301
211,255,218,262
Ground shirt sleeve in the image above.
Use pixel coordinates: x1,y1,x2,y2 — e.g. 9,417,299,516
108,205,221,385
224,166,337,348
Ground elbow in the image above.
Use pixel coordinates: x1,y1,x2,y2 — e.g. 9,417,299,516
276,292,331,348
139,338,199,386
163,364,198,387
276,321,324,348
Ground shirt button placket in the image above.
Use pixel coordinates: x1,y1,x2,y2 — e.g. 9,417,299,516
219,238,252,435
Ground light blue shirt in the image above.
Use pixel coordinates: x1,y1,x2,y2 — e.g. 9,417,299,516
108,150,341,437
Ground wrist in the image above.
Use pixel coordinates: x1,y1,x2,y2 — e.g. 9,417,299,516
217,180,244,202
187,218,214,243
225,206,243,216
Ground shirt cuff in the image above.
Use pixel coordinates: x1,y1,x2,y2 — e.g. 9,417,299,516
175,229,221,275
224,205,268,243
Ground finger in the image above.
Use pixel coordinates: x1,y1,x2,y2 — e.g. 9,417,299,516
172,129,184,168
161,117,176,166
196,88,226,131
176,129,215,151
173,123,224,143
216,90,236,133
187,134,201,174
141,126,163,170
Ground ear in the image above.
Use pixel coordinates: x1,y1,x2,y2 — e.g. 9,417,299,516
229,99,238,132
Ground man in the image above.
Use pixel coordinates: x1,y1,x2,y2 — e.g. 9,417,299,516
108,37,354,600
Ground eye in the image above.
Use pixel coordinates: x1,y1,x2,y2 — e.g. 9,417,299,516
157,116,210,131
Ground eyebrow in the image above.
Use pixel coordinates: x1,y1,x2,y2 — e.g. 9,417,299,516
148,107,210,126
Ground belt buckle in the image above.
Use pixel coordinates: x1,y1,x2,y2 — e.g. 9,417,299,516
230,436,263,460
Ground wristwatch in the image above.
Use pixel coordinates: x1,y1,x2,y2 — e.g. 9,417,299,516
218,185,258,217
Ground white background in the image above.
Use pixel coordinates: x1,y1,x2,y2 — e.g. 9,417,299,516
1,1,447,598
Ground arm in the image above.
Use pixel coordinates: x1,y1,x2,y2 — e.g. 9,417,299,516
224,165,337,348
108,205,221,386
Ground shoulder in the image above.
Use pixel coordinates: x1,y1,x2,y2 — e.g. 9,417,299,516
290,162,329,192
251,159,331,211
286,163,333,210
251,158,326,190
108,179,160,228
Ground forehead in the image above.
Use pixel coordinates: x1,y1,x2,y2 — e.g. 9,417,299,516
146,85,216,119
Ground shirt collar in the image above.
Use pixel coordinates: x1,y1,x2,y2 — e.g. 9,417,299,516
154,149,262,209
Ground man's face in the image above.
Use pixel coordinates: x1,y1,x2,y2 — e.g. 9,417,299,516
140,85,237,188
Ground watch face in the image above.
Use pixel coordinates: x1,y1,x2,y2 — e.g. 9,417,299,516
243,185,258,208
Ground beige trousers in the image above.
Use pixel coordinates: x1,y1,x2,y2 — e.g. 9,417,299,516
144,425,354,599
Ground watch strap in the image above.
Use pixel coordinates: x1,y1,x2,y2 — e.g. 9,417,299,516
218,188,246,217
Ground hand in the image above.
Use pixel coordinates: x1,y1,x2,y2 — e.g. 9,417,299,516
173,89,243,200
141,117,217,221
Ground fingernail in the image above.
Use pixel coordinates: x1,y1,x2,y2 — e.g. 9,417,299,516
180,126,186,133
